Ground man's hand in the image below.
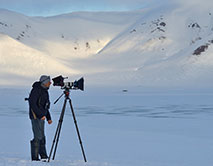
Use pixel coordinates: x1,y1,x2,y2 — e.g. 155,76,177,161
41,116,46,120
48,120,53,124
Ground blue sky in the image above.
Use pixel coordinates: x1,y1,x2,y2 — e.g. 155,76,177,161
1,0,210,17
0,0,157,16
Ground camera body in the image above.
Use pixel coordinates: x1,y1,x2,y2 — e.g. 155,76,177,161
52,75,84,91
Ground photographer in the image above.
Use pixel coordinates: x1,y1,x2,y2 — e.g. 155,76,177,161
28,75,52,161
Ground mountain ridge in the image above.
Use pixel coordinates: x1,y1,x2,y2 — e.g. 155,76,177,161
0,4,213,88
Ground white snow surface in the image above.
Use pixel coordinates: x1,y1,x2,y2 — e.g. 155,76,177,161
0,88,213,166
0,1,213,89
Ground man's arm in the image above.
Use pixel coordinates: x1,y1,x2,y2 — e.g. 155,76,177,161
46,110,52,124
46,110,51,120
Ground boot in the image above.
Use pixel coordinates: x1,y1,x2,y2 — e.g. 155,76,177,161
30,139,40,161
39,138,48,159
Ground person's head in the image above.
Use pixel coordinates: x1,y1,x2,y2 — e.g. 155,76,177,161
40,75,51,89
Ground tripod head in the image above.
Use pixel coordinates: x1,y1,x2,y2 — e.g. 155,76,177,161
53,88,71,104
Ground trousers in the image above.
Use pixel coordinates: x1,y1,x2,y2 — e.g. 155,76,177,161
31,119,48,160
31,119,45,141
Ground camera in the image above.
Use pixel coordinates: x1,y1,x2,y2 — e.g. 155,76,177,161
52,75,84,91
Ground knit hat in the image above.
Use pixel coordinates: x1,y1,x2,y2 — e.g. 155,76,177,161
40,75,51,85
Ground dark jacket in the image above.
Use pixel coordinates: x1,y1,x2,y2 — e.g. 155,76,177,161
28,81,51,121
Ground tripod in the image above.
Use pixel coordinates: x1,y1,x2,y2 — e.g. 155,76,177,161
48,88,87,162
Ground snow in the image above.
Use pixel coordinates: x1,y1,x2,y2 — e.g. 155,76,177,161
0,34,79,86
0,88,213,166
0,2,213,88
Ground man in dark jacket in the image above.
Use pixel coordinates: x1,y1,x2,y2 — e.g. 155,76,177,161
28,75,52,161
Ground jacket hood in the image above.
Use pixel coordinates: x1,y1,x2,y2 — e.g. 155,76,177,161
32,81,42,89
32,81,49,90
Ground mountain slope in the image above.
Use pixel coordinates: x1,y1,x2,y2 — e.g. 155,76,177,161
0,3,213,88
0,34,78,85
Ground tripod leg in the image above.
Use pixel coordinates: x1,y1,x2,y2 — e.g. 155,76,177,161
68,98,87,162
48,121,60,162
52,98,67,160
48,98,67,162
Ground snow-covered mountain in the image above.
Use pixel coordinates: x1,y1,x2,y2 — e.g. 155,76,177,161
0,2,213,89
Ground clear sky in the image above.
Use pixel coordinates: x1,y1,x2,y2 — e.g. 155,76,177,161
1,0,211,16
0,0,157,16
